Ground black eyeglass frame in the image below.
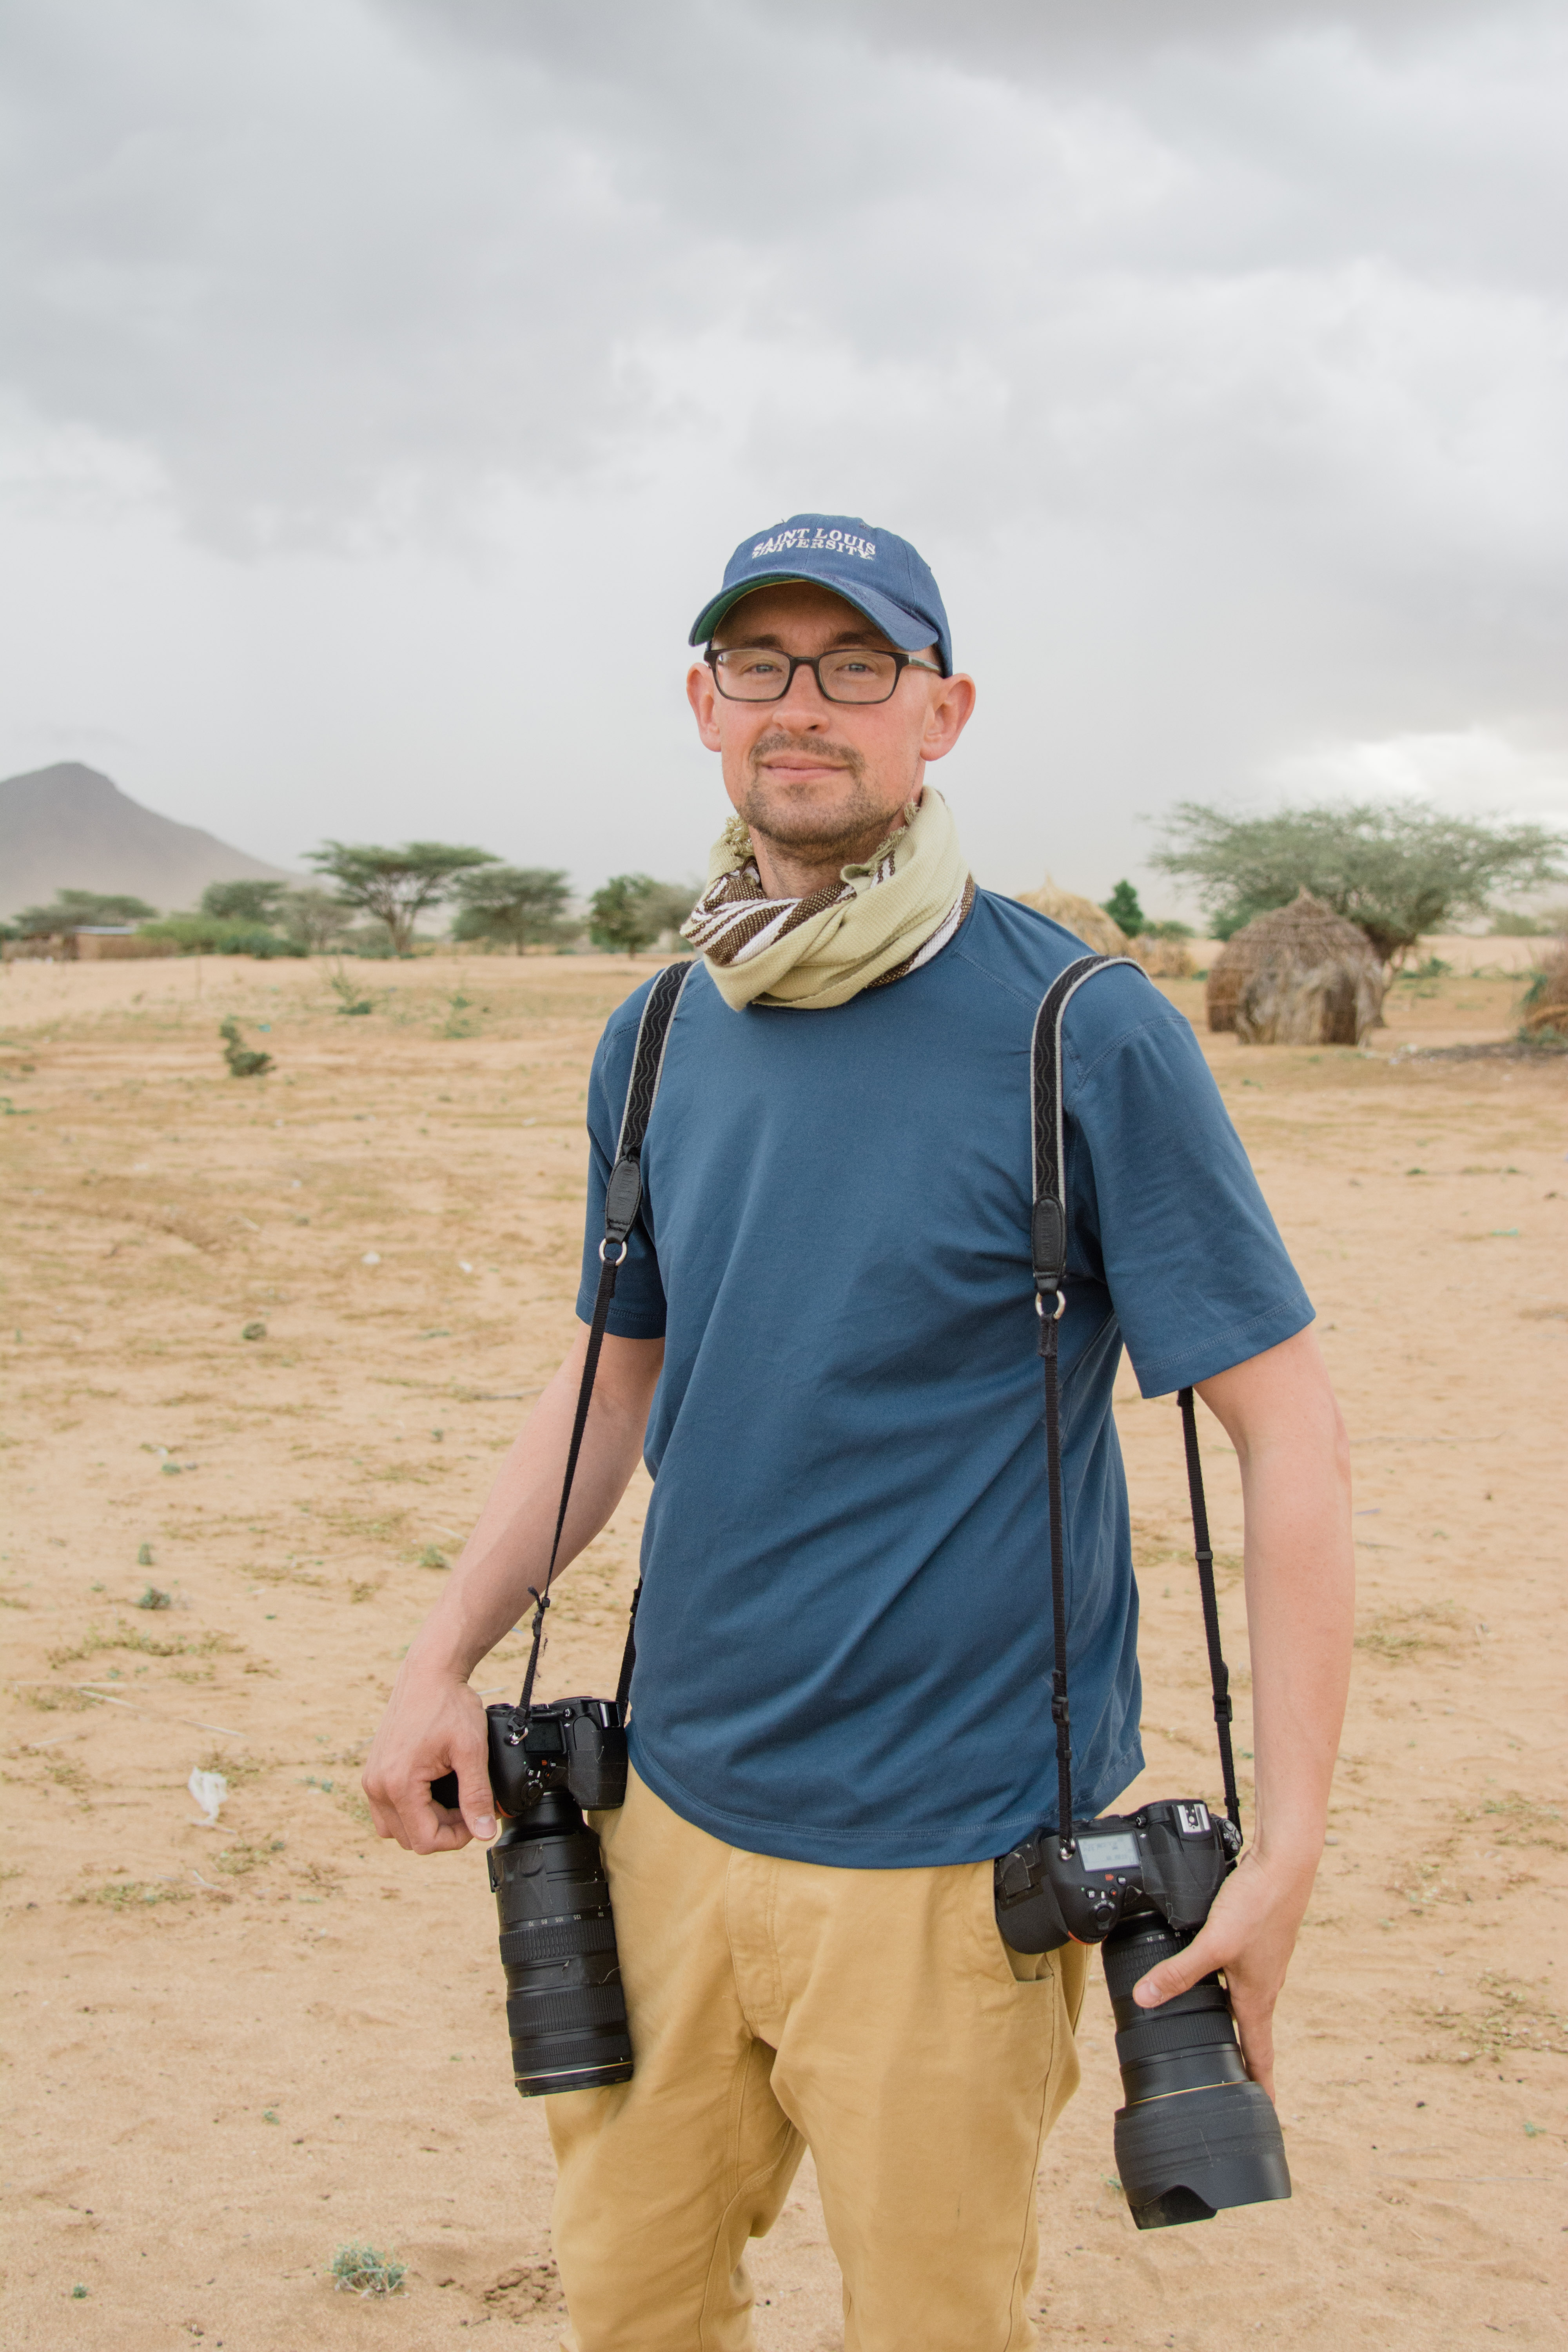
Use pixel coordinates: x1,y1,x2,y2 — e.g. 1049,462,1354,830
704,644,944,706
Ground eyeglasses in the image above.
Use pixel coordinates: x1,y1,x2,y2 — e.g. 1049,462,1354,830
706,644,942,705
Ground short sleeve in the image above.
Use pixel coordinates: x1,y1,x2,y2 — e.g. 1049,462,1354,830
1067,1008,1314,1396
574,1012,669,1339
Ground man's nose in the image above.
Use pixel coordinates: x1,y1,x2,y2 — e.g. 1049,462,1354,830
772,661,834,728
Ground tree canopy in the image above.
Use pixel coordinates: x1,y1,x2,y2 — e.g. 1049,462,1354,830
304,840,498,956
200,879,287,924
448,866,573,953
277,886,356,952
15,887,158,935
587,875,697,956
1100,879,1146,936
640,880,700,942
1150,801,1567,964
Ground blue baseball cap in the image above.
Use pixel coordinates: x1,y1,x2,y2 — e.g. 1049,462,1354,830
689,512,953,676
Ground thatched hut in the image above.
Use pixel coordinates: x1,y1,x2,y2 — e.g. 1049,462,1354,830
1519,938,1568,1041
1129,935,1194,979
1207,890,1385,1045
1013,877,1129,957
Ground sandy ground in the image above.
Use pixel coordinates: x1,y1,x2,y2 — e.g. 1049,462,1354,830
1,947,1564,2352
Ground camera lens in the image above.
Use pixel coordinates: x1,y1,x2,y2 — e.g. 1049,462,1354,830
488,1789,633,2098
1102,1920,1290,2229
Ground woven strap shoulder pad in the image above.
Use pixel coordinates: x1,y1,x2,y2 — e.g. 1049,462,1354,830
1029,955,1144,1299
603,962,695,1244
614,962,693,1162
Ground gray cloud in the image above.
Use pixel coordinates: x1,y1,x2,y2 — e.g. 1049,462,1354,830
0,0,1564,897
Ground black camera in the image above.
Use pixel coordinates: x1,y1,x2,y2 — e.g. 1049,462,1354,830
433,1696,633,2099
996,1799,1290,2230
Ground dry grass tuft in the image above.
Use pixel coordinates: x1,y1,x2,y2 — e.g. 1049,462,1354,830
73,1878,192,1910
47,1619,241,1668
198,1745,267,1784
1462,1791,1567,1852
1417,1971,1568,2064
1354,1601,1467,1661
243,1559,324,1587
215,1837,287,1877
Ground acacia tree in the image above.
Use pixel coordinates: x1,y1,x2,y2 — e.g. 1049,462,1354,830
588,876,697,956
641,880,699,943
448,866,573,953
1151,802,1567,966
304,841,498,956
200,879,287,924
588,875,660,955
16,888,158,935
278,886,356,952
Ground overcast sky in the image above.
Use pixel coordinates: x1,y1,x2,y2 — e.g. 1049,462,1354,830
2,0,1565,908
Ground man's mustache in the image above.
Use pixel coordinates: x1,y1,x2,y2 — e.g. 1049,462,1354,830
748,729,866,780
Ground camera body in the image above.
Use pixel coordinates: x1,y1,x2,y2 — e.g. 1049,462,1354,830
995,1798,1240,1953
433,1697,633,2100
995,1798,1289,2231
428,1693,626,1819
481,1694,628,1818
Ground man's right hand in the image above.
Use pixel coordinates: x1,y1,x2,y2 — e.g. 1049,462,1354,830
358,1326,663,1855
362,1663,497,1853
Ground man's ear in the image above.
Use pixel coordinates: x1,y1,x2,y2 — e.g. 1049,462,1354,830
921,672,976,764
687,661,723,751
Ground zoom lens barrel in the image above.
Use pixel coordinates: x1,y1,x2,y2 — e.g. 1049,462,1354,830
1102,1919,1290,2230
487,1789,633,2098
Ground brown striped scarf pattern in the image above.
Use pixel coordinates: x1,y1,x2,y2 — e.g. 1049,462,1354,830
680,788,974,1012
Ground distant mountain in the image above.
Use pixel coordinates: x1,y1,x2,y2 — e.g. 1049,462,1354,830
0,763,291,919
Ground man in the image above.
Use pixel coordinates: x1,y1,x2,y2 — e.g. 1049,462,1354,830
365,513,1353,2352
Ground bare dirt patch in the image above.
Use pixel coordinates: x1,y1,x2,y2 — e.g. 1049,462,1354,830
2,951,1563,2348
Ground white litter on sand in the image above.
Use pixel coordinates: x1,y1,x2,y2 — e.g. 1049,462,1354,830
188,1767,227,1826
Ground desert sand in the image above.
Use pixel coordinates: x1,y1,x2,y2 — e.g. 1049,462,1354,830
1,945,1564,2351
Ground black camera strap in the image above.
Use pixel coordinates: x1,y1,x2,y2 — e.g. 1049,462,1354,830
1178,1382,1243,1832
1031,955,1243,1851
516,959,694,1721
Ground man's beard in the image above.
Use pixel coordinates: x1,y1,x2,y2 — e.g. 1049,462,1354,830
736,731,892,868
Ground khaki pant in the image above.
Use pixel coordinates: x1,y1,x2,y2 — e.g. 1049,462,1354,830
548,1769,1087,2352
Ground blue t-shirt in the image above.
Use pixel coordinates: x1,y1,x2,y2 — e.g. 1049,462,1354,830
574,891,1311,1869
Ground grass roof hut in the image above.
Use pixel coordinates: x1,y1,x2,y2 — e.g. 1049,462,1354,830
1518,937,1568,1043
1013,877,1129,957
1207,889,1385,1045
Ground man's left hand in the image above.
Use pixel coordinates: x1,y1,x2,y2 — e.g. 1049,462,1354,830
1129,1841,1319,2098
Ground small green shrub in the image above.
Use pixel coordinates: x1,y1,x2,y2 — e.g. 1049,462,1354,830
329,969,377,1013
220,1018,272,1078
330,2243,407,2297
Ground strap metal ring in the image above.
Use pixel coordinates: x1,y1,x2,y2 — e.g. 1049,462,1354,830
1034,1289,1067,1322
599,1237,629,1265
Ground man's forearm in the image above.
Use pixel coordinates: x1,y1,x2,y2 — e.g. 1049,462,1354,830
1229,1392,1354,1868
1197,1326,1353,1859
412,1325,664,1680
1137,1328,1353,2093
363,1327,663,1851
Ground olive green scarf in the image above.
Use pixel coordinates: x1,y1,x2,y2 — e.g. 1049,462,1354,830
679,788,973,1011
